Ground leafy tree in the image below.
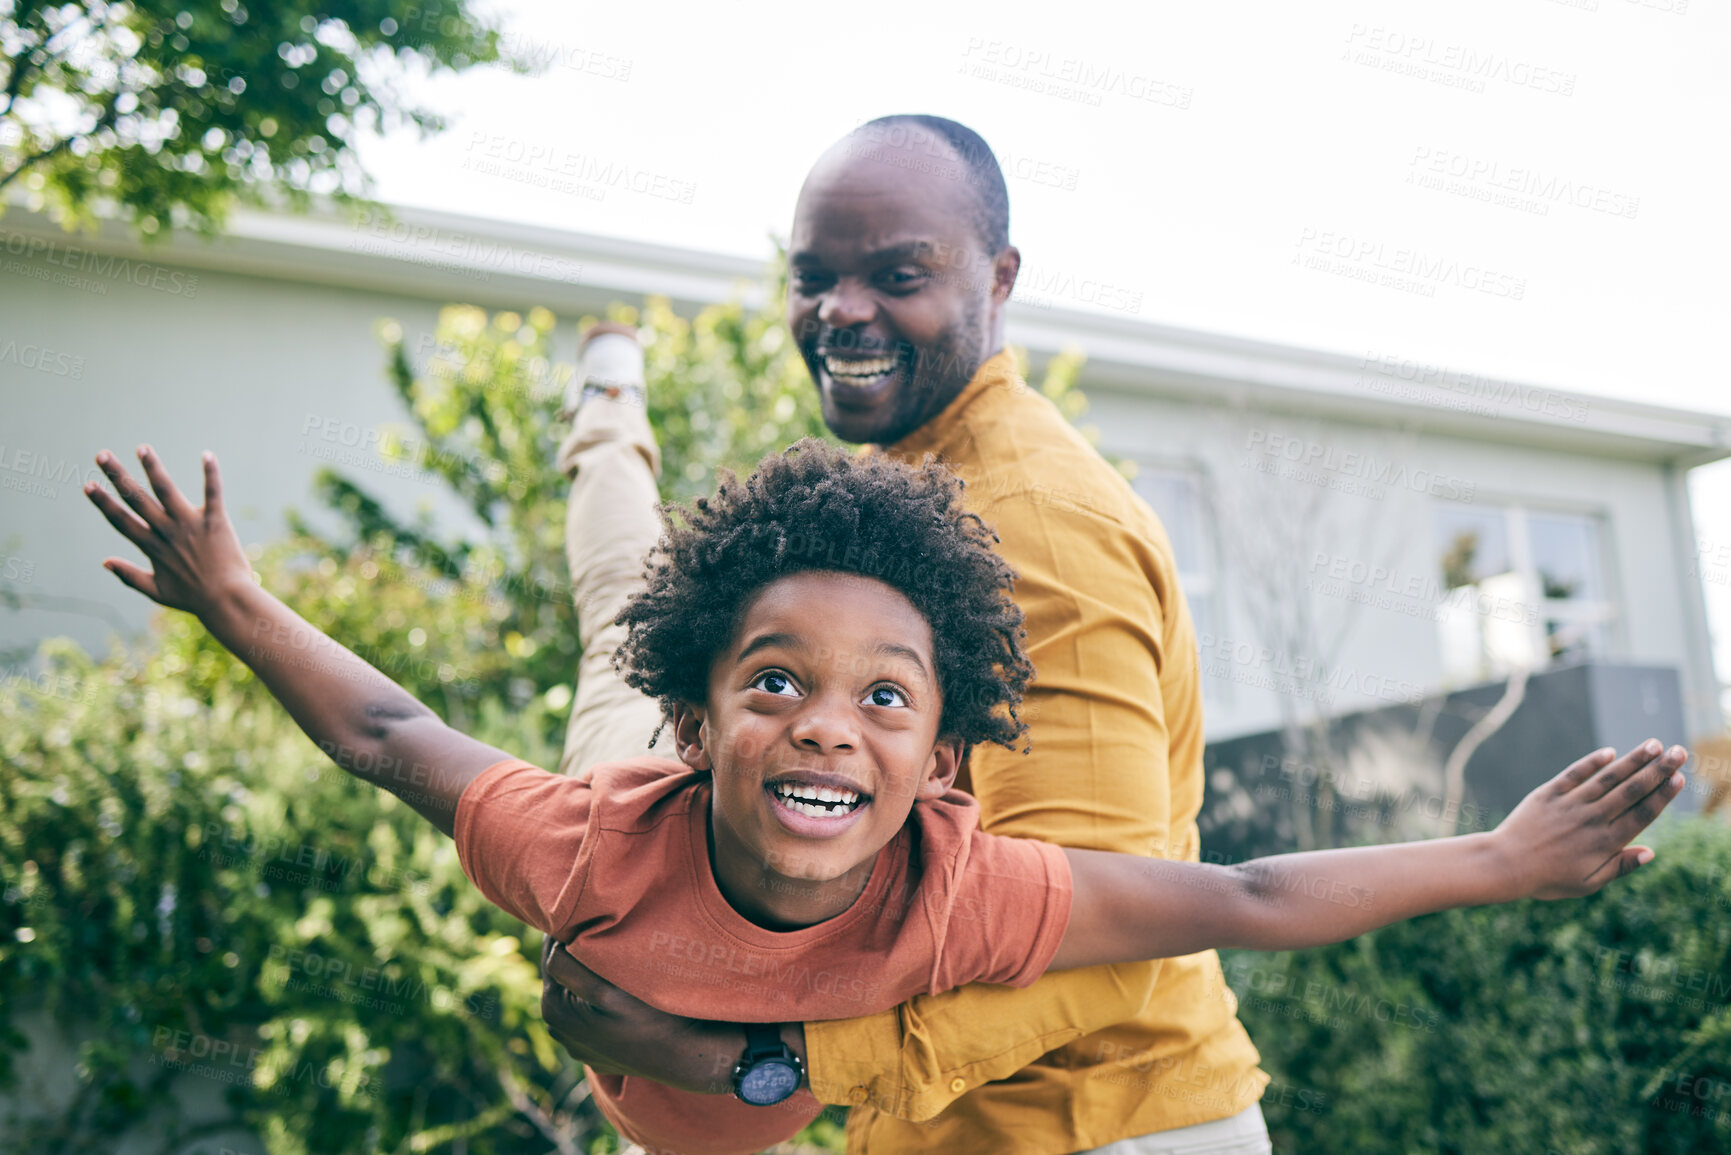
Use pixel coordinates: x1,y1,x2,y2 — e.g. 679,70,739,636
0,0,518,237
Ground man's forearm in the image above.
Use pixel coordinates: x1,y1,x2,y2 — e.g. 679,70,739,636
202,580,440,780
1231,832,1518,950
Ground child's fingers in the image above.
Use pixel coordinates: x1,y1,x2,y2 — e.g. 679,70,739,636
1609,761,1686,841
1550,747,1616,796
94,451,169,531
84,479,159,553
201,452,226,523
1579,740,1664,803
137,445,197,523
103,558,161,602
1598,744,1686,817
1584,845,1655,892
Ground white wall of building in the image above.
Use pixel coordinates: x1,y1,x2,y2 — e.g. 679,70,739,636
4,206,1723,745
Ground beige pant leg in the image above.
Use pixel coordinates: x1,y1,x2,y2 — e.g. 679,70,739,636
556,397,676,777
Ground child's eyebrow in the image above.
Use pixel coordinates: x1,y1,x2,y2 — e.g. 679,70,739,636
736,631,805,662
872,641,934,686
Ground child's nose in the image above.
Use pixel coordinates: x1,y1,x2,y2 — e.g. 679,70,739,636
790,694,859,753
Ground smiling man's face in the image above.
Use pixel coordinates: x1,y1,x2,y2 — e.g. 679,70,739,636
787,133,1020,446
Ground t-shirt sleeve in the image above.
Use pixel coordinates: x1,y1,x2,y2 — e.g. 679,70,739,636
453,759,593,937
933,829,1074,991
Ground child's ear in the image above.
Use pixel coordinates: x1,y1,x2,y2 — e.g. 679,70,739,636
916,738,966,801
670,702,713,772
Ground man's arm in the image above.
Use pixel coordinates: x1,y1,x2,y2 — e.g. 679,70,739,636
85,446,511,834
1051,741,1687,969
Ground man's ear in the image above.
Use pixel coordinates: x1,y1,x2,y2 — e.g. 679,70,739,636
915,737,966,801
670,702,713,772
991,245,1022,305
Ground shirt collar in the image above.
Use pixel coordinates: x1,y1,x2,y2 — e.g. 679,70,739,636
881,349,1021,461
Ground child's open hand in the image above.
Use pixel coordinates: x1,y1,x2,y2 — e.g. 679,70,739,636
84,446,252,619
1495,740,1689,900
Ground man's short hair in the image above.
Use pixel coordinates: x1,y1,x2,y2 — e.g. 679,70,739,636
853,114,1010,255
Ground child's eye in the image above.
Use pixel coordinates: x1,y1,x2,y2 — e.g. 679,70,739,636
751,671,799,697
864,686,907,708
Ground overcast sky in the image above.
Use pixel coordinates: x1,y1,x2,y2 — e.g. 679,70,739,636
354,0,1731,710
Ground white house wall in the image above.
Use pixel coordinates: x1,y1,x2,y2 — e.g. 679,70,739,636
1086,385,1720,740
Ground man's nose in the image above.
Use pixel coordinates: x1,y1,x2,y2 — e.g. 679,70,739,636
817,279,875,330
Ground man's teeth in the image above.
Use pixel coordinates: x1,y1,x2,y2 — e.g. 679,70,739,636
824,355,897,380
772,782,863,817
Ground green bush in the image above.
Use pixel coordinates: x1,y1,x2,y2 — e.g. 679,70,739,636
1223,815,1731,1154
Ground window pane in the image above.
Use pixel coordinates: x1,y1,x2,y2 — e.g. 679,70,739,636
1134,470,1202,572
1435,507,1510,589
1527,512,1602,601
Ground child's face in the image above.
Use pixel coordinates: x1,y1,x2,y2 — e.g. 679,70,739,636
675,569,960,886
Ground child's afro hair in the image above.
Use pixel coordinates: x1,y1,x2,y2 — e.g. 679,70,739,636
614,438,1033,750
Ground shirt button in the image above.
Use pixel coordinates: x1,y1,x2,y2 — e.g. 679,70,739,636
949,1077,967,1093
849,1085,869,1104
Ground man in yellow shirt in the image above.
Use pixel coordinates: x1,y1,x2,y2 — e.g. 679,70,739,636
542,115,1271,1154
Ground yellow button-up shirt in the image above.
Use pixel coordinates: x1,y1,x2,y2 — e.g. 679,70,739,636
804,351,1268,1154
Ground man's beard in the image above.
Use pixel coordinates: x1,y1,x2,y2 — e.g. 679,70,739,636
873,299,988,446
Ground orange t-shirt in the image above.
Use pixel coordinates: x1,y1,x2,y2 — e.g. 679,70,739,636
453,756,1073,1155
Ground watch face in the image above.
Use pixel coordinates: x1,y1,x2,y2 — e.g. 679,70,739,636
739,1060,801,1105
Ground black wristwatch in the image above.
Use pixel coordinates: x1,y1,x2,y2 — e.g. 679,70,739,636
731,1023,804,1106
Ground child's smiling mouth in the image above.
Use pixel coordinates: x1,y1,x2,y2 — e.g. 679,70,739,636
763,773,874,836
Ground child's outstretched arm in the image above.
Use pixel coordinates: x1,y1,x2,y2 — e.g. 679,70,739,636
1049,740,1689,970
85,446,514,835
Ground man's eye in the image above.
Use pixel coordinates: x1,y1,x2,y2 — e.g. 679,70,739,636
878,268,925,290
752,672,799,697
864,686,907,708
793,272,832,294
